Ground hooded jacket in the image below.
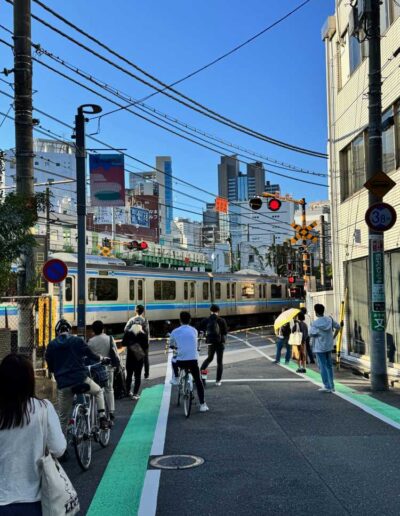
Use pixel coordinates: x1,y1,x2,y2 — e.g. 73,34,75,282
309,316,340,353
46,334,100,389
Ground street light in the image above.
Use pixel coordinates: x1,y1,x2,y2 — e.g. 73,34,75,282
75,104,102,337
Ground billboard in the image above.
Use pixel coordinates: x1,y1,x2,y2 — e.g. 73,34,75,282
89,154,125,207
93,207,127,225
130,206,150,228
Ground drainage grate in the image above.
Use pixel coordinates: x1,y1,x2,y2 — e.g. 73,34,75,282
149,454,204,470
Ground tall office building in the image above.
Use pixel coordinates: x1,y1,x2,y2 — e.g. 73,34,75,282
156,156,173,240
264,180,281,195
218,155,265,201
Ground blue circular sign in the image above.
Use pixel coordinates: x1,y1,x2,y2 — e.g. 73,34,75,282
42,259,68,283
365,203,397,232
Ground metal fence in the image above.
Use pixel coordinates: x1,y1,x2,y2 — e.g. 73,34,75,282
0,295,56,368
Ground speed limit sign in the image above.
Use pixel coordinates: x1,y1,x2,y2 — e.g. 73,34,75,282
365,202,397,232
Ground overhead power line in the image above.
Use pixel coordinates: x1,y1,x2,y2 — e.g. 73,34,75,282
3,0,327,158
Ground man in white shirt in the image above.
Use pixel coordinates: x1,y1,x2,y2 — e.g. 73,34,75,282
169,311,209,413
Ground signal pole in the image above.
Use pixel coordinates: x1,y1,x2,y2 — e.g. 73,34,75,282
13,0,35,348
365,1,388,390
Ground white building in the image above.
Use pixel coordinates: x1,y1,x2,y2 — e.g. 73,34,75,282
323,2,400,365
172,218,202,250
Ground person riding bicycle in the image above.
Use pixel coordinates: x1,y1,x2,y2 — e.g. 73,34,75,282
169,311,209,413
45,319,109,442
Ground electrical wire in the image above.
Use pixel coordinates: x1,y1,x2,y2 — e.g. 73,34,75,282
2,0,327,158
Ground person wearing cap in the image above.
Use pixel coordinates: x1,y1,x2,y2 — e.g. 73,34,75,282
200,304,228,386
300,305,315,364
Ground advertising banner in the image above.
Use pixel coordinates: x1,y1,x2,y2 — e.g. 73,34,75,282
131,206,150,227
89,154,125,206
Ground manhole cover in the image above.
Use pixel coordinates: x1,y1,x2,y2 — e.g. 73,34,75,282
149,454,204,470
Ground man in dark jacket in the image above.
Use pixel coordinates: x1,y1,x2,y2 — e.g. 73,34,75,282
200,304,228,386
46,319,107,435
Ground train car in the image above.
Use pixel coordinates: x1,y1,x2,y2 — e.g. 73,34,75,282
46,253,301,334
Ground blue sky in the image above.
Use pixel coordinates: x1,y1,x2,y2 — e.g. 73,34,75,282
0,0,334,220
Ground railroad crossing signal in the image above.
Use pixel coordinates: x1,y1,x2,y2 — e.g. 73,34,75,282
98,245,112,257
290,221,319,245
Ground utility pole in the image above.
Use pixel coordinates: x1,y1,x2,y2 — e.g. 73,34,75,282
365,1,388,390
14,0,35,349
320,215,326,289
45,186,50,262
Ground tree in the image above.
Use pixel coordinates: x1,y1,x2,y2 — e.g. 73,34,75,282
0,193,46,296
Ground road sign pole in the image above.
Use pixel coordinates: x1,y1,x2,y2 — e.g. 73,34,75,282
366,1,388,391
75,108,86,338
58,281,63,319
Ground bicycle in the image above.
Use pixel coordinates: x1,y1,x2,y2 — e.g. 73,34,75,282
69,362,111,471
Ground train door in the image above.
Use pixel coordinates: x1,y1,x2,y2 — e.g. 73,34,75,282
226,282,235,315
64,276,76,323
184,281,197,316
128,278,146,320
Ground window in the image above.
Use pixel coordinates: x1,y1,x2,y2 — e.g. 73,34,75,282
227,283,230,299
381,0,400,33
259,284,262,298
190,282,195,299
271,284,282,298
215,282,221,299
154,280,175,300
349,35,367,75
382,108,396,173
263,284,267,298
138,280,143,301
65,277,72,301
203,282,209,300
129,280,135,301
88,278,118,301
248,254,255,264
232,283,236,299
184,282,188,300
340,133,366,200
352,134,366,192
395,102,400,168
241,283,255,298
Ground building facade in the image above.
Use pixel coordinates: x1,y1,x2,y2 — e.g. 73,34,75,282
172,218,202,250
323,2,400,365
218,155,265,201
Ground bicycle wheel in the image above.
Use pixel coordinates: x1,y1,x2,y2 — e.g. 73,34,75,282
183,376,193,418
177,380,182,407
98,404,111,448
73,404,92,471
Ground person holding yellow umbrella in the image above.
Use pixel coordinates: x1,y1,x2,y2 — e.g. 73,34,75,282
273,308,300,364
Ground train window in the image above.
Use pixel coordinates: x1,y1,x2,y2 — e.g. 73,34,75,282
184,282,188,300
227,283,230,299
154,280,176,300
88,278,118,301
263,284,266,298
232,283,236,298
241,283,255,298
190,282,195,299
203,282,209,300
258,284,262,298
271,284,282,298
65,277,73,302
215,282,221,299
129,280,135,301
138,280,143,301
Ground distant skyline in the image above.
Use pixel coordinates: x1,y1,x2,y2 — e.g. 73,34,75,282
0,0,334,221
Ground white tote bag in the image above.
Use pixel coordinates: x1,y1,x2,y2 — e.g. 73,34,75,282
288,323,303,346
38,404,80,516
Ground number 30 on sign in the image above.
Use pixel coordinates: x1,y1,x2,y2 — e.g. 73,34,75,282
365,202,397,232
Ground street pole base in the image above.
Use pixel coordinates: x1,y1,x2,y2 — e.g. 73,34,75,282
371,373,389,392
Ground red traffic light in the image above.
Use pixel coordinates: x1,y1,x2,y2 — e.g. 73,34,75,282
268,198,281,211
288,276,295,284
140,241,148,250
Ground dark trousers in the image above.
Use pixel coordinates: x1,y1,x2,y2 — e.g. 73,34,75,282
144,350,150,378
0,502,42,515
201,343,225,382
126,350,144,395
176,359,205,404
305,337,315,363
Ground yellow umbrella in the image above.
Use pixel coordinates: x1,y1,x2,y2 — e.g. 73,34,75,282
273,308,300,331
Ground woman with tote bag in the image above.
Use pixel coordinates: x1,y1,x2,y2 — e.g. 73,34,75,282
290,312,308,373
0,353,76,516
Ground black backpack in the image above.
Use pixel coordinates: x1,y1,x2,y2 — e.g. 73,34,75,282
281,323,291,338
206,317,222,344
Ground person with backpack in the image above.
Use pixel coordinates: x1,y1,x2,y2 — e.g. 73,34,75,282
292,312,308,373
88,320,120,422
274,310,292,364
125,305,150,379
200,304,228,386
122,321,148,400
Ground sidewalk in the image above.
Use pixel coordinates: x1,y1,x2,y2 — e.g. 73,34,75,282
155,355,400,516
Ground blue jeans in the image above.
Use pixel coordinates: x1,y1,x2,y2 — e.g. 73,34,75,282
275,337,291,363
315,351,334,390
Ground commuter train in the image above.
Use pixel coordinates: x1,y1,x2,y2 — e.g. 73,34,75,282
0,253,303,335
47,253,301,332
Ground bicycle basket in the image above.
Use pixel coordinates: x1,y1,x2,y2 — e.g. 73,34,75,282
90,363,109,387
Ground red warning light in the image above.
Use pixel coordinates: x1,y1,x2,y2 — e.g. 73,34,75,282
288,276,295,284
268,198,281,212
140,241,148,250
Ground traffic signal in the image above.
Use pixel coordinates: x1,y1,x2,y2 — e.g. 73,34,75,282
126,240,148,251
249,197,262,210
102,237,111,248
288,276,295,284
268,198,281,211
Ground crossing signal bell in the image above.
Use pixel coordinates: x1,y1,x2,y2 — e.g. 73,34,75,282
268,198,281,212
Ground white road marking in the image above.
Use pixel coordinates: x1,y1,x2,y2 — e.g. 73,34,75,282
138,470,160,516
207,378,306,382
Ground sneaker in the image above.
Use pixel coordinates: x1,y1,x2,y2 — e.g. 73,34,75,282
199,403,209,412
215,381,222,386
144,375,150,380
128,391,134,399
99,416,108,430
109,413,115,422
273,360,280,364
296,368,303,373
170,377,179,386
318,387,331,393
132,394,140,400
301,368,307,373
284,361,290,365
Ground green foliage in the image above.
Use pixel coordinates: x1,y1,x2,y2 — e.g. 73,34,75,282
0,193,46,294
